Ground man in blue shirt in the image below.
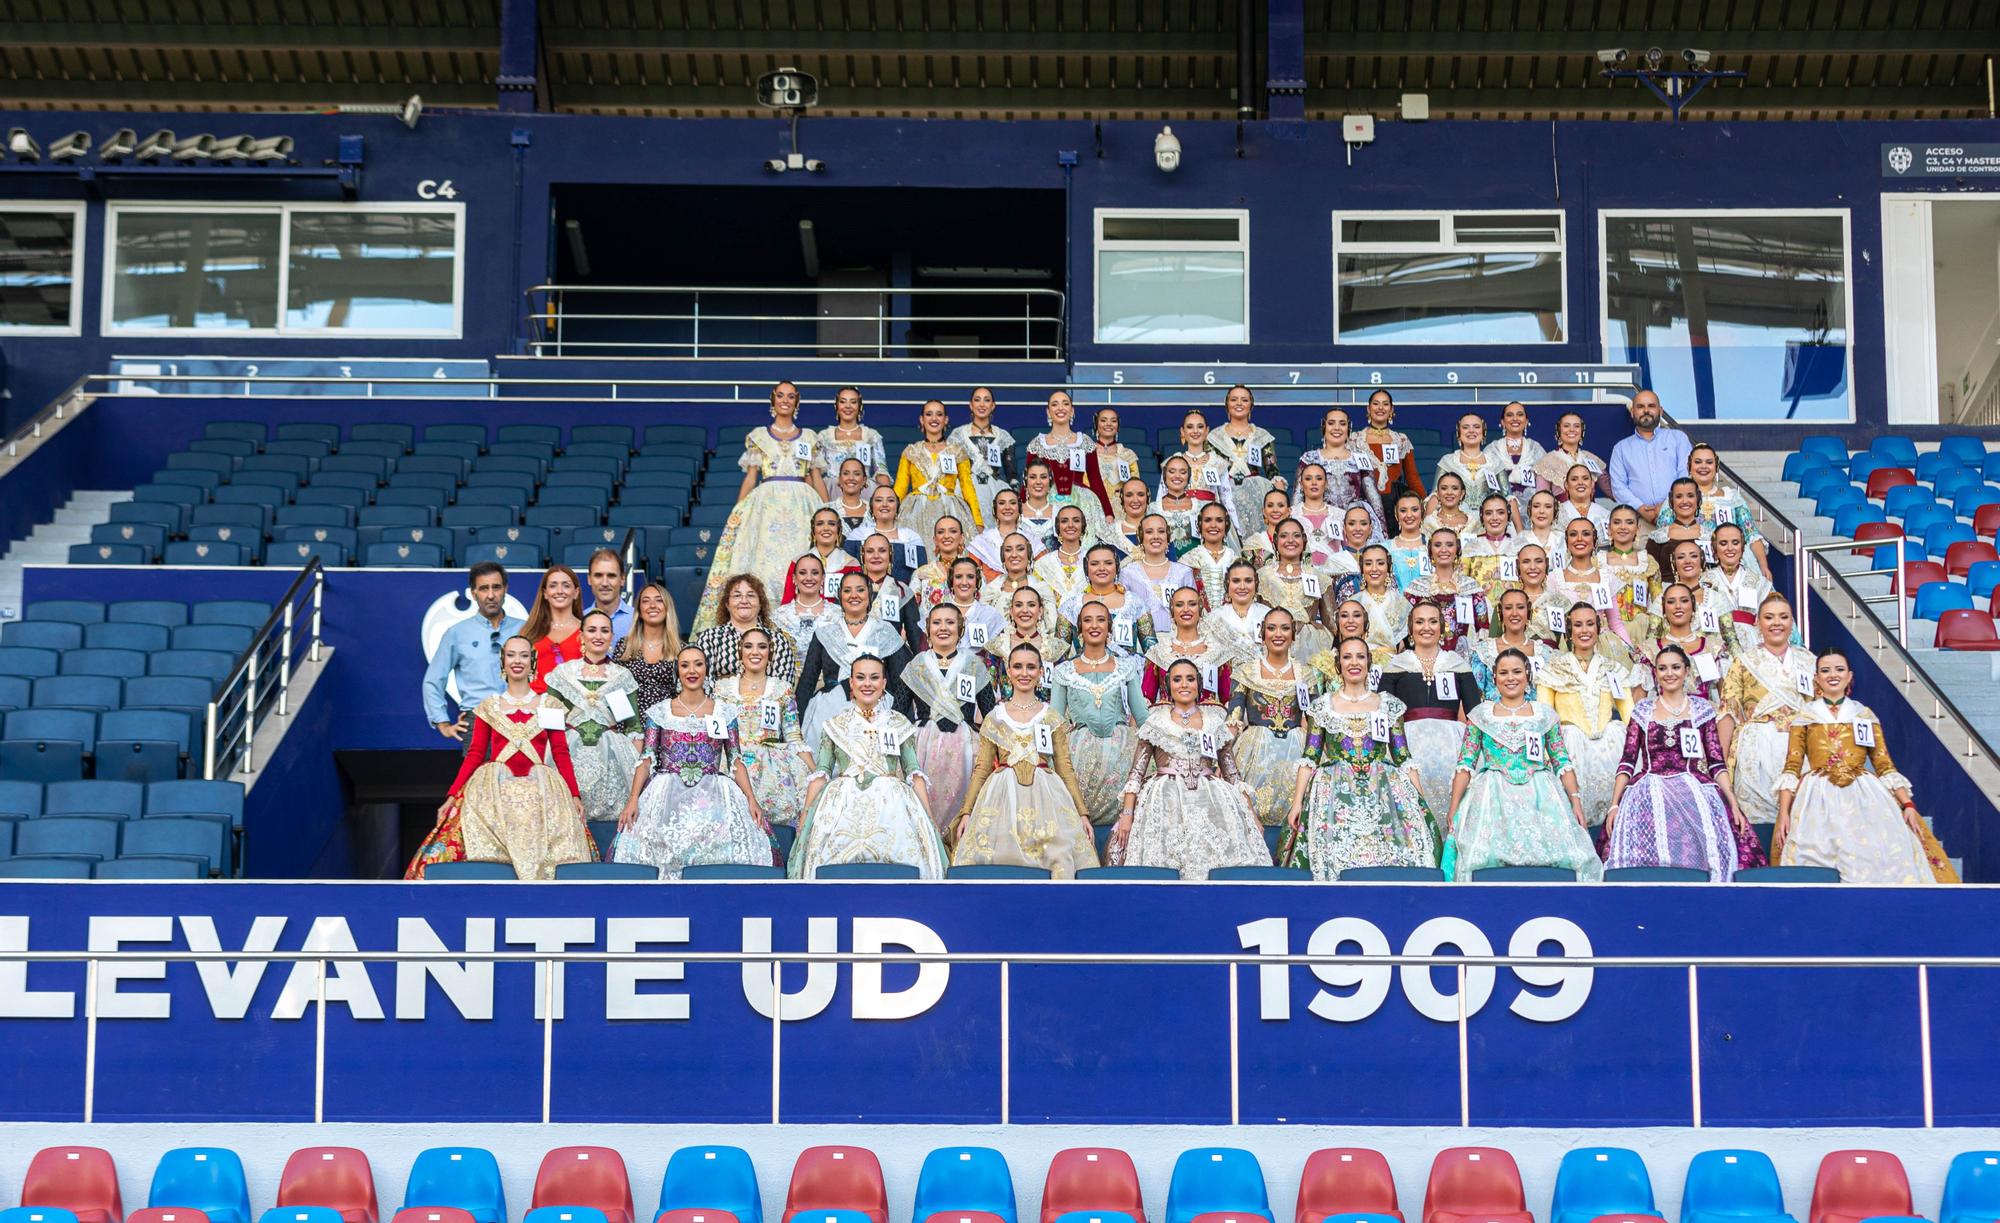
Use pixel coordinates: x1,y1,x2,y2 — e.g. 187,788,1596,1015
1608,389,1692,525
423,561,524,741
584,548,635,640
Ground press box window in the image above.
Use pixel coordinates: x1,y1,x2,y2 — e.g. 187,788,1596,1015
1334,211,1565,345
0,204,85,334
1095,210,1249,344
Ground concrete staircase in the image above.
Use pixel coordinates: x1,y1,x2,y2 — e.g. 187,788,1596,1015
0,490,128,621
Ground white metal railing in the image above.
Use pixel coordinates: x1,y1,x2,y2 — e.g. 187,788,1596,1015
21,944,1971,1127
524,284,1068,361
201,558,325,780
1798,534,1909,652
1,375,93,462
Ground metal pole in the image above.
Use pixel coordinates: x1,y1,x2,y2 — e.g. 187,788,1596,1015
1456,963,1470,1127
1227,963,1240,1126
541,957,555,1124
1000,961,1011,1125
82,958,98,1123
770,957,782,1125
1896,535,1908,650
1687,965,1703,1127
279,600,295,718
202,701,219,781
310,567,324,663
314,959,327,1124
692,292,700,359
243,649,259,774
1919,965,1935,1128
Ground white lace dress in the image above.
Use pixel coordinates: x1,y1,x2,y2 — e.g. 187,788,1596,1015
1117,706,1269,876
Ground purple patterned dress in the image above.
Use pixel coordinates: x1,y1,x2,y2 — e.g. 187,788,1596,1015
1604,695,1762,879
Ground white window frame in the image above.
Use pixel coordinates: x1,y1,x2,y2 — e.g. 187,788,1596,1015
1597,207,1856,425
1880,192,2000,425
1093,207,1251,345
102,200,466,339
1331,209,1567,346
0,201,87,336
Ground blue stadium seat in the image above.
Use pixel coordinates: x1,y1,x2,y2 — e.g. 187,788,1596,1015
63,648,148,680
7,708,97,753
1339,866,1447,881
454,486,521,509
0,647,60,678
913,1149,1015,1223
1940,1153,2000,1223
32,676,121,713
814,862,921,879
499,424,562,449
1473,865,1577,881
0,780,41,816
1915,452,1965,484
120,817,229,875
86,622,171,652
1814,486,1865,519
1735,865,1840,883
350,423,415,451
95,856,205,880
1968,561,2000,600
110,501,190,533
95,737,183,785
1903,504,1957,538
1796,469,1849,501
132,483,205,514
657,1149,760,1223
151,1148,253,1223
1831,503,1887,538
277,505,360,531
46,779,145,819
205,421,267,446
403,1149,505,1223
1955,485,2000,518
148,780,246,826
215,482,289,510
165,541,251,567
685,504,734,528
1076,865,1180,880
365,542,446,567
189,506,268,536
276,422,340,449
0,738,85,783
169,451,236,478
424,861,519,880
1871,436,1920,465
1207,865,1311,881
417,442,483,469
424,423,487,448
15,815,120,861
1164,1149,1271,1223
320,455,389,481
90,522,167,559
464,542,546,569
1926,522,1977,556
553,862,659,880
1680,1150,1793,1223
1913,581,1974,622
69,543,148,565
192,437,255,460
1847,452,1894,486
1551,1149,1655,1223
0,675,26,713
2,622,83,650
125,676,215,713
476,454,543,479
296,485,370,509
28,601,105,625
569,424,635,451
172,625,254,655
192,602,271,629
358,506,438,530
102,710,194,756
390,472,460,497
157,468,224,495
1937,470,1989,504
0,857,94,879
441,507,515,531
526,506,599,529
377,488,450,511
272,540,351,569
150,651,234,685
946,864,1052,880
680,863,783,879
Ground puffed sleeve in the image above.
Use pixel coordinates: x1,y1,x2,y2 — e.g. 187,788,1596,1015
738,440,762,474
1454,722,1483,775
1775,719,1807,792
1297,718,1324,772
1385,712,1412,768
1121,738,1155,795
953,452,984,528
896,731,922,777
1123,665,1150,723
781,693,805,747
1698,712,1728,775
893,450,916,501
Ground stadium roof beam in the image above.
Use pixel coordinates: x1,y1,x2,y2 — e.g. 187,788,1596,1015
0,21,498,51
1304,28,1998,57
544,28,1241,55
0,78,495,108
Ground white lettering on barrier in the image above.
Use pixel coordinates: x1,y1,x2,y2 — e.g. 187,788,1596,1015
181,915,286,1019
89,916,173,1019
0,916,75,1018
503,918,596,1021
1235,915,1593,1023
605,918,690,1021
850,917,950,1020
740,916,838,1020
272,917,384,1021
395,918,495,1020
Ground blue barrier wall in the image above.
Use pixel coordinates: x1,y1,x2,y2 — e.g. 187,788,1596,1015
0,881,1992,1126
1,109,1997,438
240,660,352,880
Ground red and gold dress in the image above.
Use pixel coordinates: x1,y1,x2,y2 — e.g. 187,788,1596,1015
405,693,597,879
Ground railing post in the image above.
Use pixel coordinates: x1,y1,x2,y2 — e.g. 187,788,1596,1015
692,292,700,359
314,958,327,1124
999,960,1011,1125
555,288,565,358
82,957,98,1124
770,956,783,1125
1226,962,1240,1125
1896,534,1908,650
1456,962,1470,1126
1919,964,1935,1127
278,599,295,718
203,701,219,781
1687,965,1703,1127
310,567,324,663
243,648,260,774
542,956,556,1124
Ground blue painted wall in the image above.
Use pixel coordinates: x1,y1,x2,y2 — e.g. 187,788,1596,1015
2,110,1998,436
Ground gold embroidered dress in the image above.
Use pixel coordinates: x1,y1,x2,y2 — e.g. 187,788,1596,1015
951,705,1098,876
1776,699,1955,884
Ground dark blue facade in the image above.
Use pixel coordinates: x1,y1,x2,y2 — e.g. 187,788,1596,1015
2,110,1998,435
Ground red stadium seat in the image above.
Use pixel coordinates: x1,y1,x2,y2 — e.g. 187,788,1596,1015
1936,609,2000,651
1809,1151,1912,1223
1976,503,2000,539
1866,467,1918,499
1042,1150,1145,1223
534,1150,634,1223
784,1149,886,1223
1893,560,1948,597
392,1211,476,1223
1852,522,1903,557
1297,1150,1402,1223
278,1150,378,1223
1947,541,1999,577
1423,1149,1531,1223
23,1148,125,1223
130,1211,210,1223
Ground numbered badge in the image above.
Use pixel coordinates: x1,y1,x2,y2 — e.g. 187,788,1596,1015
1366,665,1382,692
1524,732,1546,763
1699,539,1716,564
1295,682,1313,708
1034,722,1055,755
1117,460,1134,482
1435,670,1458,701
939,452,958,475
791,438,813,462
1382,443,1402,466
1692,652,1721,683
880,594,901,622
1499,556,1520,582
1591,583,1615,611
902,543,921,570
1854,719,1876,747
1632,580,1650,605
1202,466,1225,490
1418,554,1434,576
1367,710,1392,744
1795,670,1816,698
1067,447,1086,473
985,442,1002,468
535,706,567,732
759,701,781,732
1511,464,1532,486
605,688,636,723
1696,607,1722,634
704,714,729,740
1200,664,1220,693
822,570,842,599
1454,594,1476,625
954,673,978,702
1113,618,1134,648
967,622,990,649
1679,726,1703,758
1529,654,1546,681
1247,442,1265,468
1301,573,1323,599
1198,730,1219,759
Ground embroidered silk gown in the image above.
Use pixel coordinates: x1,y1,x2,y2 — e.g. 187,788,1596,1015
617,703,774,877
1539,651,1639,828
1607,695,1756,879
694,427,825,631
1720,645,1816,828
1225,661,1318,827
789,706,948,878
1117,706,1269,875
543,659,645,826
893,441,985,539
1049,654,1148,827
893,649,997,833
1447,702,1603,881
714,676,814,827
951,706,1099,877
407,694,595,880
1776,699,1954,884
1287,692,1440,878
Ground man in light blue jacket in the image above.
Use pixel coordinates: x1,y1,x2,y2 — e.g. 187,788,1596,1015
422,561,523,742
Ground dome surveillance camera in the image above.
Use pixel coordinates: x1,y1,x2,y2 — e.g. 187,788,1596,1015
1596,48,1628,67
1154,125,1181,173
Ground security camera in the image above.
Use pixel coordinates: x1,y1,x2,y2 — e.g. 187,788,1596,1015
208,135,254,160
133,130,176,160
1644,46,1665,68
765,158,788,173
803,159,825,173
171,134,214,161
756,67,820,110
245,135,294,162
1682,47,1712,68
5,128,40,160
47,131,90,160
99,128,137,160
400,94,423,129
1596,48,1628,67
1154,125,1181,173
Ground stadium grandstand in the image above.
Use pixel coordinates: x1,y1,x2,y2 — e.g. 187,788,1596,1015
5,0,2000,1211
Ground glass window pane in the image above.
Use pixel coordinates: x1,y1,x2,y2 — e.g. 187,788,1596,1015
286,212,457,332
1337,251,1563,343
1101,216,1241,244
0,210,76,328
112,212,280,330
1098,249,1246,342
1452,213,1562,245
1603,214,1849,422
1340,218,1441,245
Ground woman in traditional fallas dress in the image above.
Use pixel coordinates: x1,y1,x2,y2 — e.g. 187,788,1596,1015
1050,600,1149,830
542,609,644,828
1110,658,1269,876
714,627,815,830
1719,593,1817,834
790,654,947,878
1225,607,1319,830
893,603,996,834
950,642,1099,877
407,635,596,879
694,381,828,631
893,399,984,540
1604,644,1758,880
1209,384,1286,538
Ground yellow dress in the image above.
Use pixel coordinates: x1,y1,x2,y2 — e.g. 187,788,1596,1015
1720,645,1815,827
950,706,1098,877
1539,651,1638,828
894,442,984,538
1776,699,1956,883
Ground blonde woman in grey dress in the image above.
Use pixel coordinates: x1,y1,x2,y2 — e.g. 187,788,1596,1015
543,610,644,826
1111,658,1269,876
